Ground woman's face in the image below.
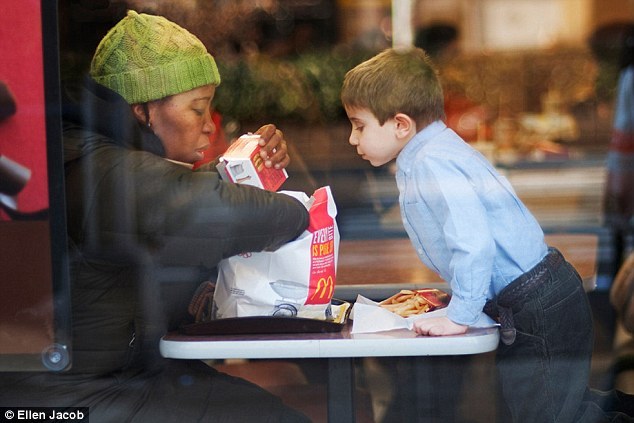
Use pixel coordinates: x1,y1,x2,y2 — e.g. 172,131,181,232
146,84,216,163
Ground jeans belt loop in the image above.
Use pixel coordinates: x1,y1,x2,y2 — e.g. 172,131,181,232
498,305,517,345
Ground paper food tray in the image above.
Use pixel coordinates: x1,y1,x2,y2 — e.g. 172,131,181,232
180,300,351,336
351,295,498,334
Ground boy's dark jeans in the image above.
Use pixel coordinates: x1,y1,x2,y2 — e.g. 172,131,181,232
490,248,633,422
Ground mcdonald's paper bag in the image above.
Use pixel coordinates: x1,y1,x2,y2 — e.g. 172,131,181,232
212,186,339,320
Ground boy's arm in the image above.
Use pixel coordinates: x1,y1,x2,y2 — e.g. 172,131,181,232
420,157,494,326
412,316,468,336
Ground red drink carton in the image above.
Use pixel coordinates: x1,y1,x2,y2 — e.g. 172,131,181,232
216,134,288,191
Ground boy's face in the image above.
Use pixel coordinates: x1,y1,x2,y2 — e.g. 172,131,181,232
344,106,403,167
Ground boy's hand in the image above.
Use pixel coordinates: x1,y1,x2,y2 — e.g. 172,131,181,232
412,316,468,336
255,124,290,170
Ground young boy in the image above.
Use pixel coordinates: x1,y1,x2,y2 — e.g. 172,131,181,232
341,47,633,422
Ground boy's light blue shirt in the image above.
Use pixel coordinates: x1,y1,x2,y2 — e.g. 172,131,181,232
395,120,548,325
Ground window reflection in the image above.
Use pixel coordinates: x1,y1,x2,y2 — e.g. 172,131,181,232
29,1,634,421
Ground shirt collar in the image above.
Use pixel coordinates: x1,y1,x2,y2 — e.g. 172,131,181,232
396,120,446,172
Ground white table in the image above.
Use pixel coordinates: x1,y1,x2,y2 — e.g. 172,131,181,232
160,324,499,422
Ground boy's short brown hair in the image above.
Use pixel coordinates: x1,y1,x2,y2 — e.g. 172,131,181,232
341,47,445,127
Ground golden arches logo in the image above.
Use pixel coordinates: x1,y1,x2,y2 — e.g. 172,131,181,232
310,276,334,301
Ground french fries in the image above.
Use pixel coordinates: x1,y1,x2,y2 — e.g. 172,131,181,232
379,289,449,317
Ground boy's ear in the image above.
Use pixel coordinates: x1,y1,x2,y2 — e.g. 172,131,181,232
393,113,416,139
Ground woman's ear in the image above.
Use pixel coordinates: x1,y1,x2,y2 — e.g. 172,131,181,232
130,103,149,126
393,113,416,139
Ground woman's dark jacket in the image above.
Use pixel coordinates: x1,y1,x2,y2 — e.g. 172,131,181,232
62,79,309,374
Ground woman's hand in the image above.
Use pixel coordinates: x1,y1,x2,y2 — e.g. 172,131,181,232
255,124,290,169
412,316,468,336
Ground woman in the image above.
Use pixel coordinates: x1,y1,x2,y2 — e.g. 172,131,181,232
0,10,310,422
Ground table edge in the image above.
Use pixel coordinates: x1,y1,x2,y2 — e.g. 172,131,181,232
159,327,499,360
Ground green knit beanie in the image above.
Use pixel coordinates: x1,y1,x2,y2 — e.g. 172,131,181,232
90,10,221,104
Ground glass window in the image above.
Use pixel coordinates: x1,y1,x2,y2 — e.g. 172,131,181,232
2,2,630,422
